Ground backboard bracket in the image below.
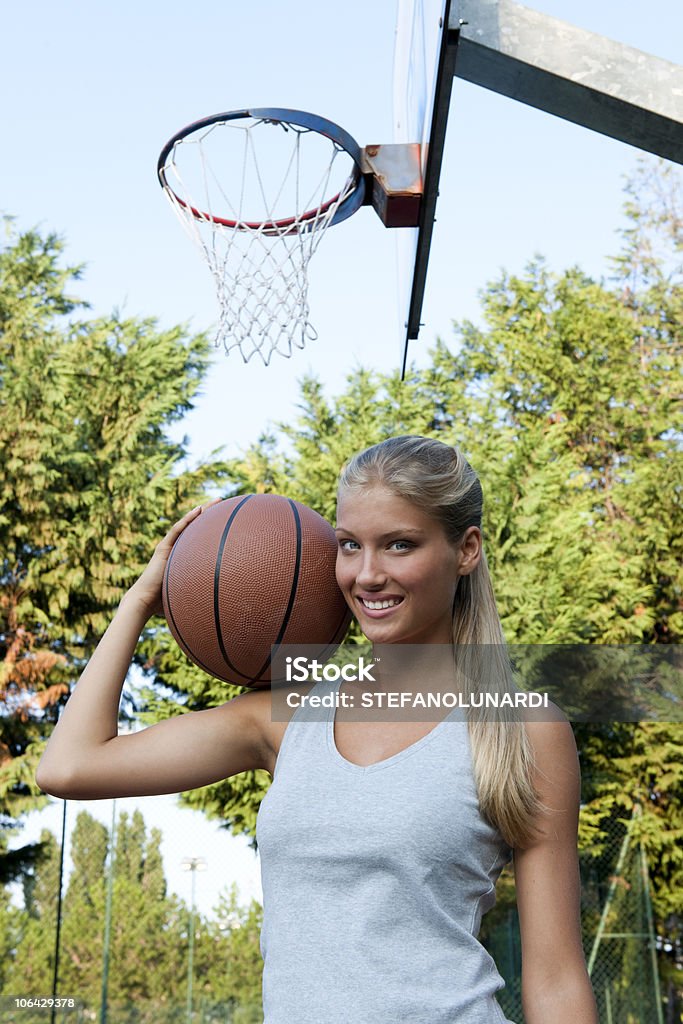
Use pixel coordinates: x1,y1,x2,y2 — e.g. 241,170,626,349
361,144,423,228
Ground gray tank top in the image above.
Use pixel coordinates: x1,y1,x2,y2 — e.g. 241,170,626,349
256,678,515,1023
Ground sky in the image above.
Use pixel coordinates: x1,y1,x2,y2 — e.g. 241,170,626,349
2,0,681,916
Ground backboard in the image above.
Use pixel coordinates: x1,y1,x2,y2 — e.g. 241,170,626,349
393,0,454,377
392,0,683,377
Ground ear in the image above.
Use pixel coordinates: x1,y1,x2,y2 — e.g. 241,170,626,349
457,527,483,576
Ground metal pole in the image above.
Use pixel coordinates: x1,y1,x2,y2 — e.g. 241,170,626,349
637,814,664,1024
187,868,196,1024
99,800,116,1024
50,799,67,1024
605,982,613,1024
181,857,207,1024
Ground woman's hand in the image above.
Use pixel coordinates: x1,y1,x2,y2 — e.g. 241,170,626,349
127,501,219,619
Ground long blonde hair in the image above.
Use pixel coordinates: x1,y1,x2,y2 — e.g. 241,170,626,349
338,435,541,848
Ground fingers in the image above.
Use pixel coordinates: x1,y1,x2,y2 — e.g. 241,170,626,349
203,497,223,511
166,504,203,539
158,497,224,551
127,501,225,618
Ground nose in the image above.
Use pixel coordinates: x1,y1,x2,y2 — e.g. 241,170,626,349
355,549,388,589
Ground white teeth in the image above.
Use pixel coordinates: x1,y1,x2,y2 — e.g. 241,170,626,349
362,598,402,610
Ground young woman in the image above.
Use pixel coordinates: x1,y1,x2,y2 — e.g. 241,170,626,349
37,436,598,1024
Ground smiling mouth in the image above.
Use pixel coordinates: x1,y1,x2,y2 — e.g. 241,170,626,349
358,597,404,611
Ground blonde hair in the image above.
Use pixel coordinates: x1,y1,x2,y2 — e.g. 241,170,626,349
338,435,541,848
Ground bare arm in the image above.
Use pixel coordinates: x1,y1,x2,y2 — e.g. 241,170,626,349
36,505,271,800
514,716,598,1024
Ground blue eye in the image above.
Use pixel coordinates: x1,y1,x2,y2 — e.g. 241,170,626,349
338,539,360,551
390,540,413,551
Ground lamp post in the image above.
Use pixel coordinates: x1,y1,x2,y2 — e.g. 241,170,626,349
99,799,116,1024
181,856,207,1024
50,799,68,1024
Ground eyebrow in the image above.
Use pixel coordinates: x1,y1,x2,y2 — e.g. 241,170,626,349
334,526,426,541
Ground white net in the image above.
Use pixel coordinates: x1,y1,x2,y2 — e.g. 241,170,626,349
159,114,362,365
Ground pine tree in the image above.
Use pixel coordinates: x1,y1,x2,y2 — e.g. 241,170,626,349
192,884,263,1018
105,810,186,1005
2,828,62,993
59,812,109,998
0,225,230,877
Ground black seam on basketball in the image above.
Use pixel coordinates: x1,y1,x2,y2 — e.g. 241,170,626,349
214,495,259,684
315,607,352,665
164,539,220,680
252,498,303,683
333,607,352,643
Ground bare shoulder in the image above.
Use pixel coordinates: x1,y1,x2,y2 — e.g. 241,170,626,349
515,705,582,852
523,701,580,810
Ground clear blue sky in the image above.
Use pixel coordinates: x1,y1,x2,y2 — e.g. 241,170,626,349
3,0,681,914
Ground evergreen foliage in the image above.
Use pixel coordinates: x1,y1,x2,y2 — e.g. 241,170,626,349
0,225,230,878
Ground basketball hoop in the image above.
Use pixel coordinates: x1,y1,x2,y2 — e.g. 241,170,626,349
157,108,366,365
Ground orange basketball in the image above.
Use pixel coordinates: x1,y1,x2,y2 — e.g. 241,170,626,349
162,495,351,687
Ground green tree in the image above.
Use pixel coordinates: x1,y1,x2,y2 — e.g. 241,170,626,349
0,224,229,878
2,810,188,1009
51,809,189,1006
0,883,23,993
193,884,263,1018
1,811,264,1020
59,811,109,998
104,810,186,1006
0,617,66,884
2,828,61,993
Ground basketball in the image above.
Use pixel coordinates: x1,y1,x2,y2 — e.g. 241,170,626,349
162,494,351,687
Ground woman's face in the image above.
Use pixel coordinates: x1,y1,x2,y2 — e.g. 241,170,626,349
335,484,480,645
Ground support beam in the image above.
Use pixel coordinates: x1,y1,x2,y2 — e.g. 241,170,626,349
399,0,683,374
450,0,683,164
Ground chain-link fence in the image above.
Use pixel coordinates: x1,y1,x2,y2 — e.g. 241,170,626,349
485,807,665,1024
582,808,663,1024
